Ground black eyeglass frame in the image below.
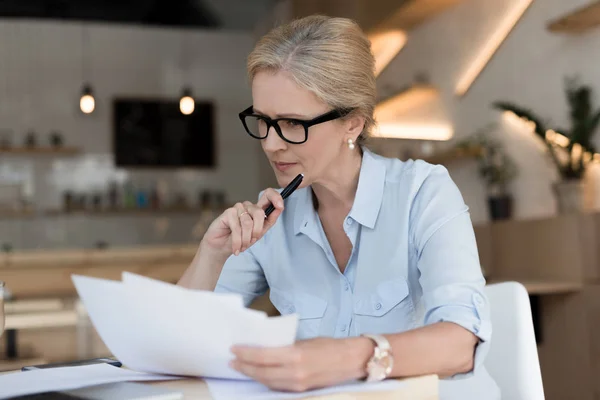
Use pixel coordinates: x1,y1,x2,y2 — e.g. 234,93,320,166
238,106,353,144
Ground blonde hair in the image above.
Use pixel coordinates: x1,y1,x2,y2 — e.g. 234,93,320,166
247,15,377,144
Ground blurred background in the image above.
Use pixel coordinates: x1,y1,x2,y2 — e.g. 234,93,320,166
1,1,600,399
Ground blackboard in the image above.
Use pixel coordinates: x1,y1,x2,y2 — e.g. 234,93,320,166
112,98,215,168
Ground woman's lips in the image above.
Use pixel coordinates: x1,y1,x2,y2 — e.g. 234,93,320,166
274,162,297,172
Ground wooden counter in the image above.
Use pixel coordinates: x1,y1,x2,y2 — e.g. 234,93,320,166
0,244,197,298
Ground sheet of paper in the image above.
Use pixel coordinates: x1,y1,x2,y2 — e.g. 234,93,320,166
0,364,180,399
205,378,407,400
121,272,246,310
72,272,298,381
71,275,152,373
121,274,296,379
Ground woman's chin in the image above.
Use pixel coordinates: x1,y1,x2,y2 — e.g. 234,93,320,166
274,172,309,189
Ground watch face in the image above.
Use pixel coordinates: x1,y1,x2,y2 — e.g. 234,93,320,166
368,353,393,381
379,353,393,373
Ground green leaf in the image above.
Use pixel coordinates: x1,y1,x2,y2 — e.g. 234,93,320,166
492,101,547,140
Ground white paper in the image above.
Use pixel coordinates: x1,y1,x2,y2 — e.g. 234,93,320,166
0,364,180,399
205,378,407,400
71,275,150,373
72,273,298,381
121,272,246,310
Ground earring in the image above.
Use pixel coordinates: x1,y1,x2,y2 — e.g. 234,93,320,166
347,138,355,150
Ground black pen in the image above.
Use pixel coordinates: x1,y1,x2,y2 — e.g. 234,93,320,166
265,173,304,218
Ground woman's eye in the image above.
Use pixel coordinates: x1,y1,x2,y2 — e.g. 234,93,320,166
284,120,301,128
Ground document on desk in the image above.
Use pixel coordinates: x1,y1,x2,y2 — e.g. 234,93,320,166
204,378,408,400
0,363,180,399
72,273,298,380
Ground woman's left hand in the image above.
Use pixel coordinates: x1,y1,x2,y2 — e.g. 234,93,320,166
230,337,372,392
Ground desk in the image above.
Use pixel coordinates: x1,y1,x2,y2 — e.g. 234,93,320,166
487,280,583,295
148,375,439,399
0,369,439,400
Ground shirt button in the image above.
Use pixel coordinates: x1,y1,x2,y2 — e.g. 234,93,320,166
345,218,352,226
287,305,295,313
340,324,347,332
375,302,382,310
344,282,350,291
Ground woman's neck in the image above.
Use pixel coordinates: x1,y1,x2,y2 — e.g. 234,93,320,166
311,149,363,213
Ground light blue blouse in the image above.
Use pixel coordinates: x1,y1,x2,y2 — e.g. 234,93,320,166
216,148,500,399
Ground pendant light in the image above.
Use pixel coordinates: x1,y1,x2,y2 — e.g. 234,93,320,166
179,87,194,115
179,30,194,115
80,24,95,114
80,84,95,114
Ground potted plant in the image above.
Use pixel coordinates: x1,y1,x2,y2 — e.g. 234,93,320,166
456,125,518,220
493,77,600,213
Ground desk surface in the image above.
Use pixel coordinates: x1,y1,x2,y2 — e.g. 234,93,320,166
0,369,439,400
489,279,583,295
149,374,439,400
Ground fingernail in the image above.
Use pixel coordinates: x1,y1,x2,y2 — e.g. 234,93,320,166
251,238,257,244
277,201,284,208
241,247,246,252
235,250,240,256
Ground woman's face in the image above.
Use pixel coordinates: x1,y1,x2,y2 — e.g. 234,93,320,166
251,70,357,188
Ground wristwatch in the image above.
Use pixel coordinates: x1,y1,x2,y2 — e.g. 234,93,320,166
361,334,394,382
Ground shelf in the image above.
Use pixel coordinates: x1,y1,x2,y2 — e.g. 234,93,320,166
374,0,465,31
375,84,439,120
487,279,583,295
0,207,214,218
0,147,81,156
423,145,483,165
547,1,600,33
43,207,211,216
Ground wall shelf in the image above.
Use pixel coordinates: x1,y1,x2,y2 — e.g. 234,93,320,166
423,145,483,165
375,84,440,120
374,0,466,32
0,207,216,218
547,1,600,33
0,147,81,156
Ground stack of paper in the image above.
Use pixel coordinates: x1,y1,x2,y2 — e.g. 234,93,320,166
0,364,182,399
72,273,298,380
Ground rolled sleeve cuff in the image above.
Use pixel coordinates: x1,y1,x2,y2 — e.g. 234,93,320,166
425,292,492,380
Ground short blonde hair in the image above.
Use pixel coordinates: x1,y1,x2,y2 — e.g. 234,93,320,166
247,15,376,144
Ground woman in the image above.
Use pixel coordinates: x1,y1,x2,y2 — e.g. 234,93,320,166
178,15,500,399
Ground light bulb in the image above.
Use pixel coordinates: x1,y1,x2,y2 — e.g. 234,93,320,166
80,94,95,114
79,84,95,114
180,95,194,115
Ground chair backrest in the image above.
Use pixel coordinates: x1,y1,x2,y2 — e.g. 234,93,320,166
484,282,545,400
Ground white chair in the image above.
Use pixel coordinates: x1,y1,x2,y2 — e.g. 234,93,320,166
484,281,545,400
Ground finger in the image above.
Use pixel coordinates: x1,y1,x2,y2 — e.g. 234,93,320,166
257,188,284,211
263,206,283,231
240,212,253,251
231,345,299,367
228,205,244,255
233,202,253,251
244,201,265,242
230,360,307,390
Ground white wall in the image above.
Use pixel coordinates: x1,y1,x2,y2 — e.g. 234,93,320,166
376,0,600,224
0,20,264,211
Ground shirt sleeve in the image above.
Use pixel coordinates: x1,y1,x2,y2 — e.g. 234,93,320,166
214,248,268,307
410,164,491,379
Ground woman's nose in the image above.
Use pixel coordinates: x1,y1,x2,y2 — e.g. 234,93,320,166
262,125,287,152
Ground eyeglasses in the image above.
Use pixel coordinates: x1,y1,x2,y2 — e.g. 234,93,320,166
238,106,352,144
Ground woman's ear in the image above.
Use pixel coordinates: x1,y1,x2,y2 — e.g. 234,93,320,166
345,114,365,141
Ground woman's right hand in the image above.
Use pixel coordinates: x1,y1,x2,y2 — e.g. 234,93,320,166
201,188,285,258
